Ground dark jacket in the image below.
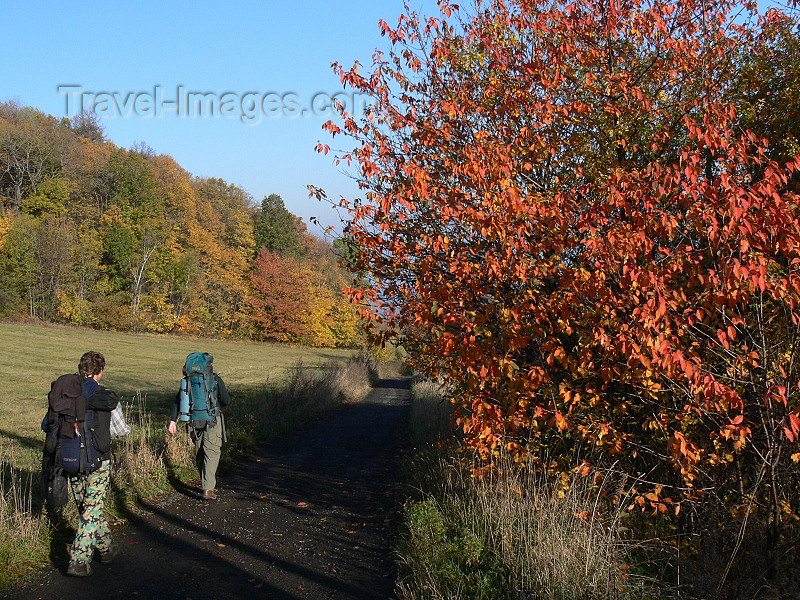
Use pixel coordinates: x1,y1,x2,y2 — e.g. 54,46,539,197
48,374,85,437
45,374,119,461
85,382,120,458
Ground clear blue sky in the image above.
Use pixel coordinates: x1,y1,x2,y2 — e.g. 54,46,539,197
0,0,437,234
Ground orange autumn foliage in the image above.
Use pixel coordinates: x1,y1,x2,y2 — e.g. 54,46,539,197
316,0,800,515
249,248,311,343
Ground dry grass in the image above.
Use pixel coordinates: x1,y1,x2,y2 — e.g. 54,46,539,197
396,459,653,600
0,445,49,586
111,393,179,505
396,379,657,600
471,464,640,599
408,379,454,449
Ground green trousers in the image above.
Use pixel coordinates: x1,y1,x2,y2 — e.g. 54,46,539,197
191,419,223,491
69,462,112,564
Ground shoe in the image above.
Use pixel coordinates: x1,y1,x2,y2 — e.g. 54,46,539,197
202,489,217,500
99,543,119,565
67,561,92,577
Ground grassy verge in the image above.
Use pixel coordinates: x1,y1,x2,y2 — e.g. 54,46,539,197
396,378,659,600
0,321,379,589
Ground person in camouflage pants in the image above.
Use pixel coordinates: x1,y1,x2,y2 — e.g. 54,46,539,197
65,351,121,577
69,462,112,564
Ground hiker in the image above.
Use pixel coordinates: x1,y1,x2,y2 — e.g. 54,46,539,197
167,353,231,500
45,351,121,577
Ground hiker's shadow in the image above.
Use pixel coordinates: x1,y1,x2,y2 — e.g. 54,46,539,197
164,472,204,500
43,503,75,572
160,432,204,501
0,451,76,573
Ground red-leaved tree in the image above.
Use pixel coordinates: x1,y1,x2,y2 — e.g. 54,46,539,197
248,248,310,343
314,0,800,545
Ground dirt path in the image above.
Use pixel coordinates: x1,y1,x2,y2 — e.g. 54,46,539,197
3,378,412,600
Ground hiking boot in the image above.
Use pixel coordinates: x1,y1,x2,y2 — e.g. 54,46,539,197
99,543,119,565
67,561,92,577
202,489,217,500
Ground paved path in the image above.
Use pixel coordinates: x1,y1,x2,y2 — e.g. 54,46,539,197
2,378,411,600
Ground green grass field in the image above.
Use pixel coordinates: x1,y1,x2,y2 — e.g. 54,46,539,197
0,321,355,471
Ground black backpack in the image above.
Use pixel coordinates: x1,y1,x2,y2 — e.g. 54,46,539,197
40,447,68,507
54,411,102,475
43,374,103,476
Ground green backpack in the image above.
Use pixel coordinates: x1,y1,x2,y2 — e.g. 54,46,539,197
178,352,219,427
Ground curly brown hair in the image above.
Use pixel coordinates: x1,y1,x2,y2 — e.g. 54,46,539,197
78,351,105,378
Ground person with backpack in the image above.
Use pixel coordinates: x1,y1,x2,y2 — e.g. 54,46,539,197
167,352,231,500
44,351,121,577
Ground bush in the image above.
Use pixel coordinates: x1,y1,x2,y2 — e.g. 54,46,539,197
397,497,508,600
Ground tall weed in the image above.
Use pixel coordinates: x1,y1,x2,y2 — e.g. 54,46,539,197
110,393,181,508
397,380,656,600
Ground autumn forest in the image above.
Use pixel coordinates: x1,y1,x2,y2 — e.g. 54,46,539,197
0,101,360,346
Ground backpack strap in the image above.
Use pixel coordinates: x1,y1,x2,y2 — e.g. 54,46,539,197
51,413,65,478
77,421,87,474
205,371,218,416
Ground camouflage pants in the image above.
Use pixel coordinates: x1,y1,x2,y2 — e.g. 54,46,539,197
69,461,112,564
